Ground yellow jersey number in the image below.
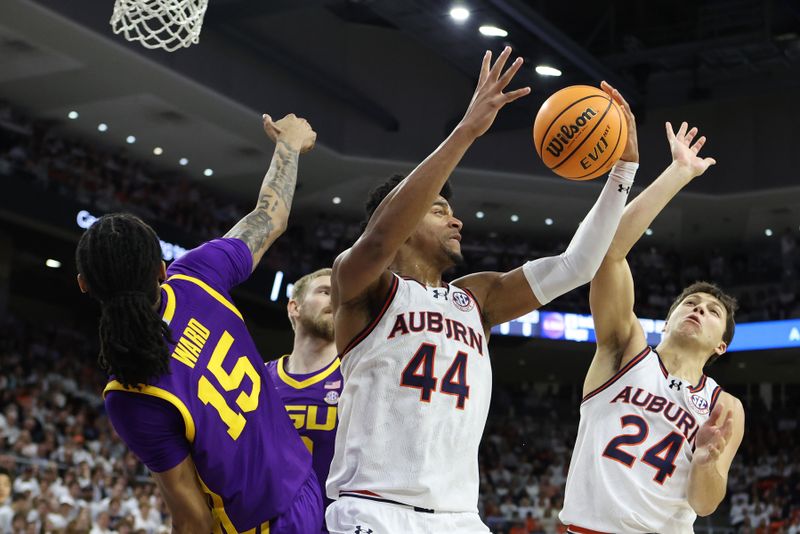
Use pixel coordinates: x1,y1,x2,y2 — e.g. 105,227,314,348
196,331,261,440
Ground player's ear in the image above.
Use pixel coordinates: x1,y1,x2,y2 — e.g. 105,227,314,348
713,339,727,357
77,273,89,294
287,299,300,320
158,261,167,283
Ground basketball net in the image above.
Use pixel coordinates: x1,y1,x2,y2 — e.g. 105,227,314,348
110,0,209,52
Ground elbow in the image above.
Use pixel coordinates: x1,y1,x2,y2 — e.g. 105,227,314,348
689,496,721,517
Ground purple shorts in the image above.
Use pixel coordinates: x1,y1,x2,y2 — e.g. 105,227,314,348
270,470,325,534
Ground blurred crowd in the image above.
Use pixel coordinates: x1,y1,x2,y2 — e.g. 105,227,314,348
0,316,170,534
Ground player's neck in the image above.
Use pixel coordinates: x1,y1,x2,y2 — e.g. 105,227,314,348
390,251,446,287
287,333,337,374
654,341,707,385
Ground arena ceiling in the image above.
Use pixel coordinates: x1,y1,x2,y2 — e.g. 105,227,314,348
2,0,800,250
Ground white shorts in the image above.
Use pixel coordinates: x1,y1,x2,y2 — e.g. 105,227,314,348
325,496,491,534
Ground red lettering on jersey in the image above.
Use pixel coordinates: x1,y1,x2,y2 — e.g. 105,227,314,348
676,410,697,438
631,388,653,407
645,395,667,414
428,312,443,333
409,312,425,332
388,314,409,339
610,386,632,404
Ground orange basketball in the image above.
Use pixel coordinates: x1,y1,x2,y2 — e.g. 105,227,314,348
533,85,627,180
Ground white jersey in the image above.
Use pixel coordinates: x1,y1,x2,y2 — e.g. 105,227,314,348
327,274,492,512
560,347,723,534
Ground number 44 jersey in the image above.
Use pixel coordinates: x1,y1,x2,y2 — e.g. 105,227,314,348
560,347,723,534
327,274,492,512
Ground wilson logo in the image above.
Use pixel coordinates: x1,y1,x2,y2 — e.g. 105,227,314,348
545,107,598,157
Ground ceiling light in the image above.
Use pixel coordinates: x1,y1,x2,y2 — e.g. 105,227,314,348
67,111,79,120
510,214,519,222
479,25,508,37
535,65,562,77
97,123,108,132
765,228,773,237
544,217,553,226
45,259,61,269
153,147,163,156
126,135,136,144
449,7,470,21
332,196,342,205
179,158,189,166
476,211,485,219
203,168,214,177
645,228,653,236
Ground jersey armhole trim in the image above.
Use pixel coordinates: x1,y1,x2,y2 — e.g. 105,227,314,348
459,286,484,323
341,274,400,357
708,385,723,413
103,380,196,443
581,346,651,404
167,274,243,321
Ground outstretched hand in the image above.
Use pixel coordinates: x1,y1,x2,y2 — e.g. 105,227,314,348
263,113,316,154
459,47,531,140
666,121,716,178
600,81,638,163
693,403,734,467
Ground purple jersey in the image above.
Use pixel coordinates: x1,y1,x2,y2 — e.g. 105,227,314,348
104,239,311,533
266,355,342,510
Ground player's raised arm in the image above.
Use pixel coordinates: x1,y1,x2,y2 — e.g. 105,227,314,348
224,114,316,271
332,47,530,307
585,118,718,390
454,82,638,329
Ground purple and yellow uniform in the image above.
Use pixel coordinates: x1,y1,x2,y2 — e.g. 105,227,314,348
266,355,342,512
103,238,322,534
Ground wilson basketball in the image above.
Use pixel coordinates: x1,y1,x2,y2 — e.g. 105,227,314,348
533,85,627,180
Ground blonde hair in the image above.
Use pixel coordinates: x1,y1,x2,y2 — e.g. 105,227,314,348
288,268,332,329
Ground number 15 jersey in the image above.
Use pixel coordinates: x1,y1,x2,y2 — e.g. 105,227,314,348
326,274,492,512
560,347,723,534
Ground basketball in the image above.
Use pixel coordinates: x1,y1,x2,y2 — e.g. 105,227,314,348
533,85,628,180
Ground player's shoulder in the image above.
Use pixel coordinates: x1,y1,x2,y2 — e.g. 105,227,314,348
716,389,745,416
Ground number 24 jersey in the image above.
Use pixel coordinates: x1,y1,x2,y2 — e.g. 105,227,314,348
560,347,723,534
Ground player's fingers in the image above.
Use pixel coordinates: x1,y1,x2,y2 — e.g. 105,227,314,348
708,402,724,425
665,122,676,142
489,46,513,81
676,121,688,138
684,126,698,144
691,136,706,154
262,114,281,136
612,88,632,115
478,50,491,87
704,157,717,167
600,80,614,97
503,86,532,103
497,57,525,89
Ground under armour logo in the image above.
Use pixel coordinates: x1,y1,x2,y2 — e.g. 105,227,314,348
618,184,631,194
431,288,449,300
354,527,374,534
669,379,682,390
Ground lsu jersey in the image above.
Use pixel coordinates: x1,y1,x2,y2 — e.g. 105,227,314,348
104,239,311,533
266,355,342,509
326,274,492,512
560,347,723,534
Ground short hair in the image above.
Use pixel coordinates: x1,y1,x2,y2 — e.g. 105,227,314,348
288,268,332,329
0,467,11,481
361,174,453,231
665,281,737,366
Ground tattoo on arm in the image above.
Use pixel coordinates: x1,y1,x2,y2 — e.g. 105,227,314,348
224,141,300,259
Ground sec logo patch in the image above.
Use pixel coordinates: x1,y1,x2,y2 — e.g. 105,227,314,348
452,291,475,312
689,394,709,415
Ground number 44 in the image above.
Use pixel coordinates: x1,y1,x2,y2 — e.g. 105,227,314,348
400,343,470,409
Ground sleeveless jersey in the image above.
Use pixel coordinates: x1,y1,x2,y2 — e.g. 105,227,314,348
560,347,723,534
104,239,311,533
266,355,342,509
326,275,492,512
